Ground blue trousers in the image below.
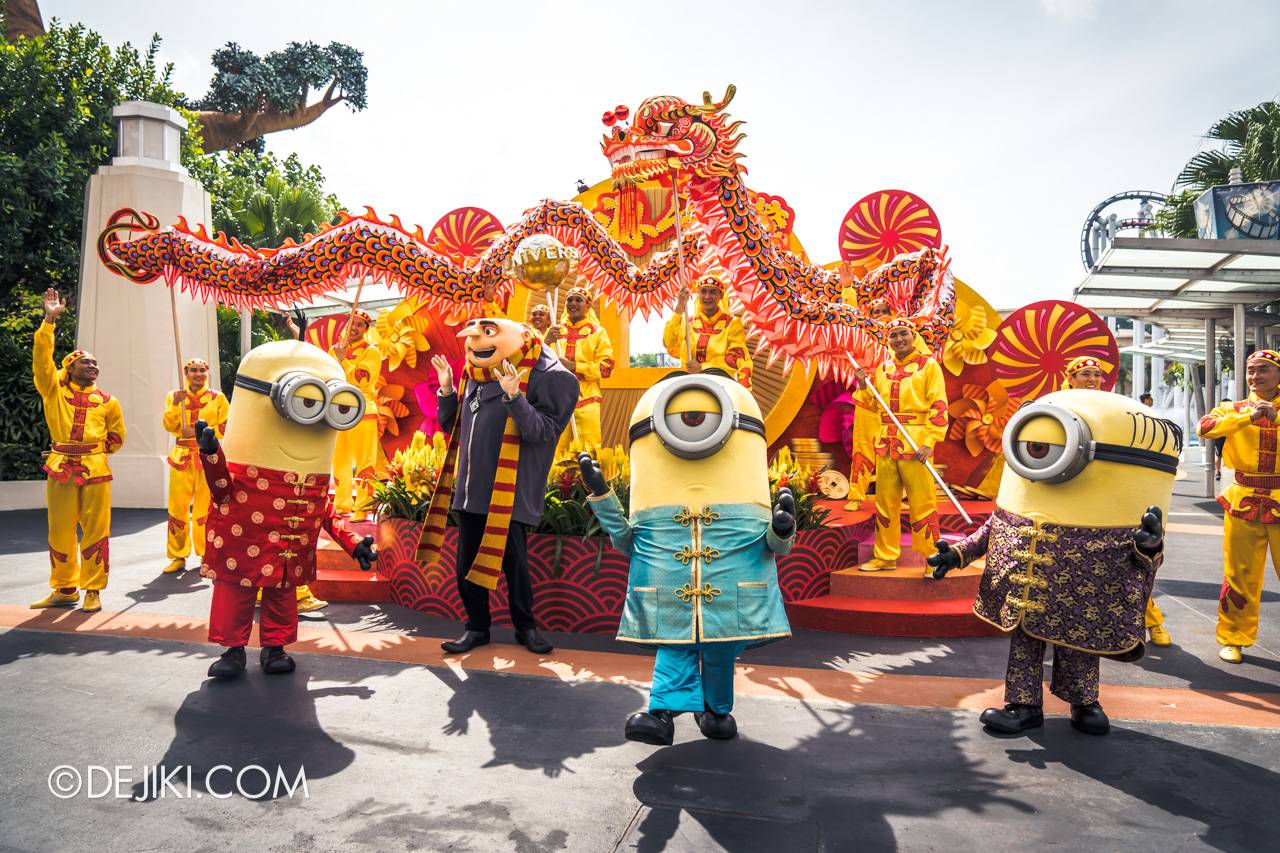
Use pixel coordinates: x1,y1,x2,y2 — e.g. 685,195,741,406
649,641,751,714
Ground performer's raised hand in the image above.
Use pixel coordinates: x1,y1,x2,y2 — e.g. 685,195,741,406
193,418,220,454
674,287,689,313
772,487,796,538
926,540,961,580
42,288,65,323
543,326,561,344
853,365,868,384
578,452,609,496
1252,399,1277,422
353,535,378,571
432,354,454,395
173,389,189,405
332,342,348,362
496,360,527,398
839,260,855,290
1132,506,1164,556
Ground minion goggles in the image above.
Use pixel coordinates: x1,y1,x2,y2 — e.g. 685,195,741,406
628,375,765,459
1003,402,1181,484
234,372,366,430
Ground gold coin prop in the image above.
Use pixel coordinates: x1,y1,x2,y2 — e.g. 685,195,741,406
504,234,578,292
817,470,850,500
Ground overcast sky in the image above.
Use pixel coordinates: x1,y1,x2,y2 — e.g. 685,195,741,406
41,0,1280,309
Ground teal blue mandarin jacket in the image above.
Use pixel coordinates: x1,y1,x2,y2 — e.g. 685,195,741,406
587,493,793,647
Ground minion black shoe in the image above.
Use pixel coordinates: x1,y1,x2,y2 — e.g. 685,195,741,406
208,646,246,678
694,709,738,739
260,645,296,674
1070,702,1110,735
979,703,1044,734
625,710,675,746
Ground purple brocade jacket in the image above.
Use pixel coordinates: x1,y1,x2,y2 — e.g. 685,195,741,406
952,507,1161,655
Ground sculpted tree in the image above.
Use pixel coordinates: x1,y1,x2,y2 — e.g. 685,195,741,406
192,41,368,154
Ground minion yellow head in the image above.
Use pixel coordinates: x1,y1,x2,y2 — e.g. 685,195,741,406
627,372,770,511
223,341,367,473
998,390,1182,527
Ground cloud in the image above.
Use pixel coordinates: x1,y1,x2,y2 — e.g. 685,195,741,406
1038,0,1101,21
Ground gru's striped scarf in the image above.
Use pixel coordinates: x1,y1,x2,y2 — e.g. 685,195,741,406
417,338,541,589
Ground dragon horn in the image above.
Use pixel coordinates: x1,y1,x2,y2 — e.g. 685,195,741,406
695,84,736,115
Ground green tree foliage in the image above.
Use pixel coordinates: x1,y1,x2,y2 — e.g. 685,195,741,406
192,40,367,154
0,16,201,327
1155,101,1280,237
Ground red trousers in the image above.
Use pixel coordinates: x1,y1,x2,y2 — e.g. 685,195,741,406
208,580,298,647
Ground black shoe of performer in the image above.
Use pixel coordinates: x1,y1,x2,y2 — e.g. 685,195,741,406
207,646,247,678
441,629,490,654
625,710,676,746
514,628,553,654
260,645,296,674
979,703,1044,734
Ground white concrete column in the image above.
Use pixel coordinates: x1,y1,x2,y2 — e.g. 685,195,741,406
1133,320,1147,399
75,101,217,509
1151,326,1166,406
1204,318,1216,497
1233,303,1246,401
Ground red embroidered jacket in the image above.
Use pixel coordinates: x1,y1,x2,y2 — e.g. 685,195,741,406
198,451,362,588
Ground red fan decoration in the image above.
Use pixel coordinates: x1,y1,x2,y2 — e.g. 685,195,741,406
989,300,1119,401
838,189,942,266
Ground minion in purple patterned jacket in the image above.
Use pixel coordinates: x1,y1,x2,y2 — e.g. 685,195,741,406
929,390,1181,736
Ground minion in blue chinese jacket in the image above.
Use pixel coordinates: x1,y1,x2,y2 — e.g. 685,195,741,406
579,371,795,746
930,390,1181,737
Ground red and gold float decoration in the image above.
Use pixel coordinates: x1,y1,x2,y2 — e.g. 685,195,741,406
989,300,1119,400
838,189,942,268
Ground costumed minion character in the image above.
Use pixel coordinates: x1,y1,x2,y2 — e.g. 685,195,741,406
30,289,125,613
663,273,753,389
545,286,615,460
329,308,382,523
1062,354,1173,648
929,390,1180,735
161,358,228,575
195,341,377,679
579,371,796,745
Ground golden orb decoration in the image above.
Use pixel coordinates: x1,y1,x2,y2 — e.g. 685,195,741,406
504,234,578,292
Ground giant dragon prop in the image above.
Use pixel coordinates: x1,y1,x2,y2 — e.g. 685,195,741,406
98,86,955,379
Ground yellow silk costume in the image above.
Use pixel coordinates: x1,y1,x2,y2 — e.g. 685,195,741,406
329,339,382,515
163,385,228,560
1198,394,1280,647
663,308,752,389
846,399,878,505
34,322,125,592
553,316,615,459
857,350,948,560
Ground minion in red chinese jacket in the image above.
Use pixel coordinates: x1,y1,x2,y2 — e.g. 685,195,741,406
929,391,1179,736
194,341,377,679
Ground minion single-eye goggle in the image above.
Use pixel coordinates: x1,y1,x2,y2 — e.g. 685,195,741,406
1003,402,1180,484
233,372,366,430
628,375,765,459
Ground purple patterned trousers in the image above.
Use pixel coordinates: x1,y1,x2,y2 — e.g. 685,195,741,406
1003,626,1100,706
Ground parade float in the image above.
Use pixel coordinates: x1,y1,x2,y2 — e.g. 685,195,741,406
96,86,1121,637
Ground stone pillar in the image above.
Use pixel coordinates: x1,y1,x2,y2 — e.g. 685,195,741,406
75,101,217,509
1133,320,1147,400
1151,326,1166,406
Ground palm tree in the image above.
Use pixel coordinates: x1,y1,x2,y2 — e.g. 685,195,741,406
1156,102,1280,237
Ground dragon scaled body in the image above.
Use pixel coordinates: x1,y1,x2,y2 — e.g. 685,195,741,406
100,86,954,379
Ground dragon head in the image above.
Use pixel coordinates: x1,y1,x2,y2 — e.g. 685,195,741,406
601,85,745,190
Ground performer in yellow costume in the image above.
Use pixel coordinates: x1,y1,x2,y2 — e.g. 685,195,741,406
663,273,752,389
546,287,614,459
846,288,895,511
1061,355,1172,647
161,358,228,574
31,289,125,612
854,319,947,571
1198,349,1280,664
329,309,381,522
